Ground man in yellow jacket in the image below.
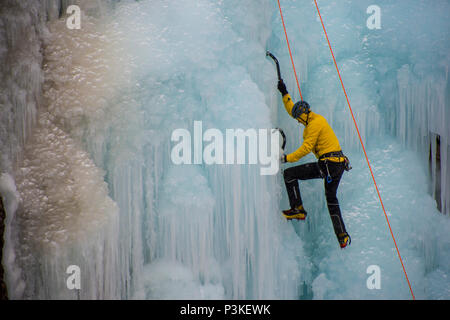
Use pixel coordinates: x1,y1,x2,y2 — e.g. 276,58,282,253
277,79,351,248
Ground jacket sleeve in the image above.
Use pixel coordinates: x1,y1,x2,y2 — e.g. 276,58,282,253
286,121,321,163
282,94,295,118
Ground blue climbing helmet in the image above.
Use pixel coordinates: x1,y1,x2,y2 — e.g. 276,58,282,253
292,100,311,119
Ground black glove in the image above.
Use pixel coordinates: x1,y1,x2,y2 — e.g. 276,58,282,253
280,150,287,163
277,79,288,96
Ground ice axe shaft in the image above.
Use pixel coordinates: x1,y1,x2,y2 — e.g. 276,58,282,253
272,128,286,154
276,128,286,151
266,51,282,81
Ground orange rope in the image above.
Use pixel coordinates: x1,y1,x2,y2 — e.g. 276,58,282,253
312,0,415,300
277,0,303,100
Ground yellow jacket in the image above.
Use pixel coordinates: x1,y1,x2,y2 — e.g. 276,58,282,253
282,94,344,163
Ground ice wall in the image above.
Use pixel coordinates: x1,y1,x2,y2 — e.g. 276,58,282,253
1,1,123,299
3,0,311,299
0,0,99,172
1,0,449,300
0,0,61,299
373,1,450,215
0,0,47,172
268,0,450,214
268,0,450,299
108,0,310,299
13,113,120,299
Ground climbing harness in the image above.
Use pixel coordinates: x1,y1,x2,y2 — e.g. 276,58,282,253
319,151,345,160
318,151,352,183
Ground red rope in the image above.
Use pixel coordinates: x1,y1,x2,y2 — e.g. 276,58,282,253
312,0,415,300
277,0,303,100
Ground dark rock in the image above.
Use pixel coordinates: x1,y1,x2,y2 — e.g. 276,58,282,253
0,195,8,300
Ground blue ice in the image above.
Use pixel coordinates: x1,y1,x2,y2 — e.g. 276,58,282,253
2,0,449,299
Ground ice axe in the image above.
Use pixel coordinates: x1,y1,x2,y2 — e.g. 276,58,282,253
273,127,287,174
266,51,282,81
274,128,286,151
267,51,287,167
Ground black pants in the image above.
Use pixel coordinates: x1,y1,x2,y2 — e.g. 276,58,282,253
283,160,347,237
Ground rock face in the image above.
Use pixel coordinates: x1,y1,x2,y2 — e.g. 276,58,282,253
0,196,7,300
0,0,118,299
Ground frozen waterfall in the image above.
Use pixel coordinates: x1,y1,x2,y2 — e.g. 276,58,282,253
0,0,449,300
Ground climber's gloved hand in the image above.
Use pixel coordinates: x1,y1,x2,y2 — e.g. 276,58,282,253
280,150,287,163
277,79,288,96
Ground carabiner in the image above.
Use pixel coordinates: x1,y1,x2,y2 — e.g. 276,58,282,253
325,160,332,183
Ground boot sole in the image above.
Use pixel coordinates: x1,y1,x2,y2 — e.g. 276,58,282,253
283,214,306,220
339,237,350,248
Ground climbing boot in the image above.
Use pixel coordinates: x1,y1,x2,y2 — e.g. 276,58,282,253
338,232,351,249
282,205,307,220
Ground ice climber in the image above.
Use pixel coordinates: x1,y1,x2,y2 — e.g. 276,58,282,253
277,78,352,249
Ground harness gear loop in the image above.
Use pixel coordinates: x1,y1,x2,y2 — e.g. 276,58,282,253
323,159,332,183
